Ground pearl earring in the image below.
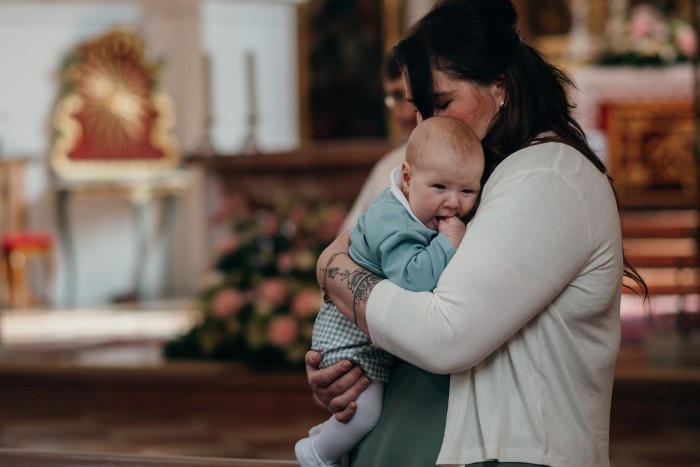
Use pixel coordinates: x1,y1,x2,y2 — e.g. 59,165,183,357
499,101,505,108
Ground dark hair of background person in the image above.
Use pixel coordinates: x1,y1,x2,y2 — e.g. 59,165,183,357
393,0,648,300
383,53,403,81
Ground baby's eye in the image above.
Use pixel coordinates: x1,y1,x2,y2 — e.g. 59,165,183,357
433,184,446,190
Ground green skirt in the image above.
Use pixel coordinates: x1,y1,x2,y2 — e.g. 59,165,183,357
350,360,545,467
350,359,449,466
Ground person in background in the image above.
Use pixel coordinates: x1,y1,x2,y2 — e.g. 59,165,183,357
306,0,648,466
341,54,419,231
296,116,483,467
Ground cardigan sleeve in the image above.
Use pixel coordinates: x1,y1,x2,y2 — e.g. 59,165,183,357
366,145,606,374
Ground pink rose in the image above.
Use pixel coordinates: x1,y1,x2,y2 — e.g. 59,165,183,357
292,288,322,318
629,4,662,40
267,316,299,347
211,288,247,318
257,278,289,306
210,194,251,225
277,252,296,273
676,25,697,57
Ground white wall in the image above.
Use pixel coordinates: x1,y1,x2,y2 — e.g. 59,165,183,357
0,0,303,307
203,1,300,153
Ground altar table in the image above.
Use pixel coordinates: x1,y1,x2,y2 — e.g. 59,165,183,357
570,64,694,134
570,65,696,208
55,170,191,305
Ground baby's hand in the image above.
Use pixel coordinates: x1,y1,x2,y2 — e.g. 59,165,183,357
438,216,466,249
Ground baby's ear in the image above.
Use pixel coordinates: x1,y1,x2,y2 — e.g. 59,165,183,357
401,161,412,187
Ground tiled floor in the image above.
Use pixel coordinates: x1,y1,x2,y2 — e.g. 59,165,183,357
1,303,699,466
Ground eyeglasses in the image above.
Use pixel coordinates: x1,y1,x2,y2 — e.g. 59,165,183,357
384,91,407,109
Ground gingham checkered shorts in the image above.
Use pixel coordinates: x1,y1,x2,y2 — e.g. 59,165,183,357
312,303,394,382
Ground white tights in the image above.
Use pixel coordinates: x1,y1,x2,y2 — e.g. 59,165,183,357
312,379,384,463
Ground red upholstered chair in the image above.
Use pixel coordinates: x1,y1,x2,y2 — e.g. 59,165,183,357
0,159,54,309
1,232,53,308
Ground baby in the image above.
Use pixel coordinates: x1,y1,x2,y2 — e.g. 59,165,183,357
296,116,484,467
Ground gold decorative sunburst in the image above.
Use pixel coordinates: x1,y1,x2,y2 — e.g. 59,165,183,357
81,60,149,147
50,28,179,180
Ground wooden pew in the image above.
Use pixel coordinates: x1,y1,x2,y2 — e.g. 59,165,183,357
0,448,297,466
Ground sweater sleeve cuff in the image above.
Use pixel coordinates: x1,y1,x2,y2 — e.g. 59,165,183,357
366,279,402,353
435,233,456,258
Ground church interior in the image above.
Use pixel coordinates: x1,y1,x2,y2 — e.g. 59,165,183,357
0,0,699,465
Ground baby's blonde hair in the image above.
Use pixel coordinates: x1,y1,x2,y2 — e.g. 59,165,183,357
405,116,483,169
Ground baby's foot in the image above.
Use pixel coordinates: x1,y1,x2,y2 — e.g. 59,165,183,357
294,437,340,467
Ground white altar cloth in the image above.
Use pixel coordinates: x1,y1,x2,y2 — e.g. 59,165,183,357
570,64,694,133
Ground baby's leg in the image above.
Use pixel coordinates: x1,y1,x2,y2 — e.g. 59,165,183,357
313,379,384,463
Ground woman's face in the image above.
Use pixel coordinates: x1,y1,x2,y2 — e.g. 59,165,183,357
405,69,504,140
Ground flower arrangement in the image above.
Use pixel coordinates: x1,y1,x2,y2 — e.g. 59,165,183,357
597,2,696,66
164,194,347,371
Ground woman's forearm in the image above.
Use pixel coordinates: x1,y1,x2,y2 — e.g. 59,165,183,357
317,234,382,335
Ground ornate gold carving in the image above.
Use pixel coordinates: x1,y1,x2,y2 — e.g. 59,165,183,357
50,28,179,180
606,100,695,207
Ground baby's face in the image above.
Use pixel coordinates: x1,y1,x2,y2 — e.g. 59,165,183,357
402,151,482,230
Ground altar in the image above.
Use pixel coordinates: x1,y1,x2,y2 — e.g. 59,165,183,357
570,64,696,208
571,65,694,133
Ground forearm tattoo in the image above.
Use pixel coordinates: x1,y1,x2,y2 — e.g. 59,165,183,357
339,268,382,324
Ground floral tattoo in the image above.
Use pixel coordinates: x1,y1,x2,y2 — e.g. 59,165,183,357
339,268,382,324
327,265,340,280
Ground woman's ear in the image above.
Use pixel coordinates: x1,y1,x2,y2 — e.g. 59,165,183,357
491,75,506,106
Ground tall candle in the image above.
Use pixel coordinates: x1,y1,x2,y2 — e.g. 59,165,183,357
245,51,257,120
202,53,211,122
200,53,214,156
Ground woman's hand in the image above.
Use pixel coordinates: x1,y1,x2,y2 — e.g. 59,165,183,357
305,350,370,422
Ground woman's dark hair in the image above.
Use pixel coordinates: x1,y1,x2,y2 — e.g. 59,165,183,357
393,0,647,299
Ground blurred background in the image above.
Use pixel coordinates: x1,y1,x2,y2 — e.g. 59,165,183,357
0,0,698,465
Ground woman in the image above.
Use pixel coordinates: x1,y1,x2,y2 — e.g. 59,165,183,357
307,1,647,466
